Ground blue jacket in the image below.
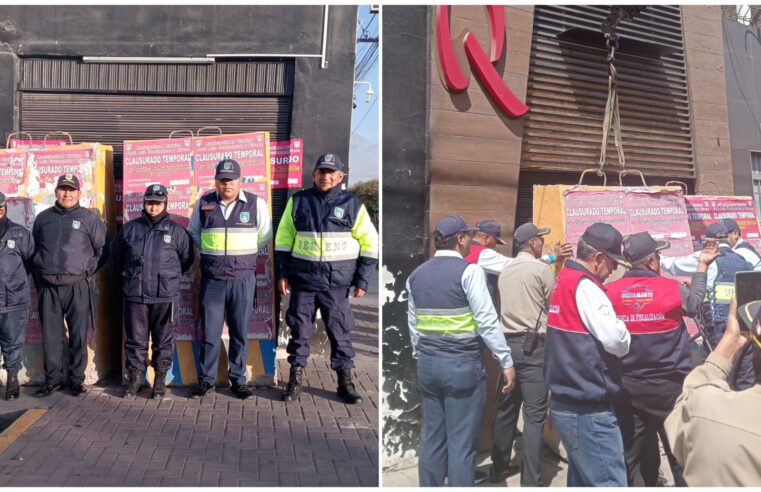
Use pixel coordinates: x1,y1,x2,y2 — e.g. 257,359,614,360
111,213,194,304
0,219,35,313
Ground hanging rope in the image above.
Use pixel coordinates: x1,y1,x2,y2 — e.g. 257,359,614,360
598,33,626,175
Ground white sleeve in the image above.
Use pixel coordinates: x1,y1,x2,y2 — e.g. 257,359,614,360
477,248,513,275
576,278,630,357
660,253,700,276
188,200,202,248
406,278,419,360
462,264,513,368
256,197,273,248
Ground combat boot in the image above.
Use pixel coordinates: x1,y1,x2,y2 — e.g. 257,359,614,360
5,370,19,401
152,367,168,399
336,368,363,404
123,368,142,400
282,366,303,402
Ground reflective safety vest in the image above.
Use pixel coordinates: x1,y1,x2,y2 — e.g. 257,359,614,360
199,191,259,280
545,260,623,404
275,186,378,291
408,255,482,360
702,249,752,345
607,271,692,380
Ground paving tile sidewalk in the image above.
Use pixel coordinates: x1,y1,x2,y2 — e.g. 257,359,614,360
0,275,379,487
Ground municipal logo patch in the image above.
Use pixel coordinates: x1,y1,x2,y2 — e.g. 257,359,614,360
325,154,335,163
163,234,171,244
6,240,15,249
72,220,81,230
153,185,161,191
224,161,233,170
65,173,73,180
334,207,345,219
239,211,251,223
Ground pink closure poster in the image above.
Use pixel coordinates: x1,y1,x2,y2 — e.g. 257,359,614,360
684,196,761,251
270,139,304,189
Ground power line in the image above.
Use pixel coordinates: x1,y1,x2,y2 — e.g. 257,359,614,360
351,96,378,136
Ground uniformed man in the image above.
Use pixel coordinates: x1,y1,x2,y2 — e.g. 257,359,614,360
660,222,755,389
31,174,107,397
544,222,631,487
275,153,378,404
188,159,272,400
111,184,194,399
606,232,718,486
0,192,35,400
407,215,515,487
718,218,761,270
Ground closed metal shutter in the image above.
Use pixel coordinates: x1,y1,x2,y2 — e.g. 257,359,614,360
521,6,694,178
18,59,293,227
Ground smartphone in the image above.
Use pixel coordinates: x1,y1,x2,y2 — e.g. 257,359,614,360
735,271,761,310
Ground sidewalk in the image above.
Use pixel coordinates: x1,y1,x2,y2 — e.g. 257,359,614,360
0,274,379,487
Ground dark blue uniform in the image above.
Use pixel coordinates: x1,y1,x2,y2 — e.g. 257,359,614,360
111,213,194,371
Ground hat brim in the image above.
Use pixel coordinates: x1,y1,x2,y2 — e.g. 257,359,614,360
314,164,343,171
495,236,507,245
536,227,551,237
56,184,79,191
144,196,168,203
738,300,761,336
654,239,671,252
214,173,240,180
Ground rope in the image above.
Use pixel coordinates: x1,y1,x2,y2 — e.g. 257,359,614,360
598,35,626,175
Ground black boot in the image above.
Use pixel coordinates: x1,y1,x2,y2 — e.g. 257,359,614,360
5,370,19,401
282,366,303,402
152,367,168,399
336,368,363,404
123,368,142,400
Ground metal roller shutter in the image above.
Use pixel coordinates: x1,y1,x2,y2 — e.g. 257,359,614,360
521,5,694,178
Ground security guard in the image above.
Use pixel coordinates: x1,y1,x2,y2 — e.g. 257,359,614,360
719,218,761,270
0,192,35,400
661,222,755,389
406,215,515,486
31,174,107,397
188,159,272,400
275,153,378,404
606,232,718,486
111,184,194,399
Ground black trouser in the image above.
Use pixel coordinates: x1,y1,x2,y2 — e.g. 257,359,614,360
615,375,686,487
38,280,90,386
124,301,176,371
490,335,548,487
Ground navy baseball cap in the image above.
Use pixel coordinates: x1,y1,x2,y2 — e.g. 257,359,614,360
719,218,741,232
0,192,5,207
144,184,168,202
476,220,508,245
215,159,241,180
705,222,730,239
622,232,670,263
314,153,345,172
581,222,625,262
435,215,477,239
514,223,550,246
56,173,80,190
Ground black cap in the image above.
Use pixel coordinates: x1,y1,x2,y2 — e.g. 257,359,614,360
705,222,730,239
514,223,550,247
144,184,168,202
56,174,80,190
0,192,5,208
738,300,761,339
580,222,625,262
622,232,670,263
435,215,478,239
719,218,741,232
314,153,345,172
475,220,508,245
215,159,241,180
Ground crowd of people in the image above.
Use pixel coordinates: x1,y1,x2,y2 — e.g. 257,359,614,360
407,214,761,487
0,153,378,405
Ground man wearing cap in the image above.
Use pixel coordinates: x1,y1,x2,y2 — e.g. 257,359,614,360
111,184,194,400
718,218,761,270
664,296,761,486
488,222,558,485
544,222,631,486
660,222,755,389
0,192,35,400
188,159,272,400
31,174,107,397
407,215,515,487
606,232,719,486
275,153,378,404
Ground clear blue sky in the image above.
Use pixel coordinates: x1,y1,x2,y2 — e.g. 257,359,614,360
348,5,379,184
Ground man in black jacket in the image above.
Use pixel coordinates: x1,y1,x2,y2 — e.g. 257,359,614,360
32,174,107,397
275,153,378,403
111,184,194,399
0,192,35,400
